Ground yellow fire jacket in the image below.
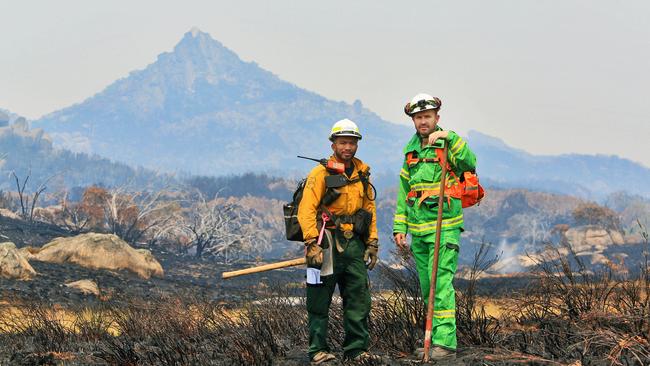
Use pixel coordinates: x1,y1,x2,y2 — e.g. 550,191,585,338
297,156,378,245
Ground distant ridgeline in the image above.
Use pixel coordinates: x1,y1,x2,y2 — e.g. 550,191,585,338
0,113,167,191
0,109,18,125
28,29,650,200
465,131,650,200
185,173,294,201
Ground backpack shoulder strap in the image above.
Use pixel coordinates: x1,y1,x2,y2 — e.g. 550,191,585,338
357,169,376,201
434,146,459,181
292,178,306,204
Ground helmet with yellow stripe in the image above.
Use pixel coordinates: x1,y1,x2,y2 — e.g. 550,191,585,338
329,119,362,141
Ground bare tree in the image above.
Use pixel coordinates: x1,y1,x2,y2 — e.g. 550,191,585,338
508,212,550,248
149,208,191,253
55,190,90,234
187,194,251,260
152,192,269,262
78,183,179,244
10,170,58,223
233,212,273,261
106,187,179,244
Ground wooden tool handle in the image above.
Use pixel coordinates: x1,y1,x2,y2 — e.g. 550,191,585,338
221,257,307,279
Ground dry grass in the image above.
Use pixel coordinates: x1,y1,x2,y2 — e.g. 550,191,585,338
1,231,649,365
498,225,650,365
1,294,299,365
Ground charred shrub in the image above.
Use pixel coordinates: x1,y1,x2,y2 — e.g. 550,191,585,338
371,251,425,355
456,242,502,347
508,224,650,364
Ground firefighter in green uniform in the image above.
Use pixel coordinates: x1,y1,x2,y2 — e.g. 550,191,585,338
393,93,477,359
298,119,380,364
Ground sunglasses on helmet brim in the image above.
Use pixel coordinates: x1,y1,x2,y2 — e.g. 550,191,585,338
409,99,439,113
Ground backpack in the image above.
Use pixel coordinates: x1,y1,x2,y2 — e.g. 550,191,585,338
283,179,307,241
456,171,485,208
283,170,374,242
433,147,485,208
405,148,485,208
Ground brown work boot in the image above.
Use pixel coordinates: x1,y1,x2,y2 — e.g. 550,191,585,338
311,351,336,364
414,346,456,360
350,351,381,363
429,346,456,360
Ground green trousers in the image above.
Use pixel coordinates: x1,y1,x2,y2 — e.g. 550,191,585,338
411,229,460,350
306,236,370,359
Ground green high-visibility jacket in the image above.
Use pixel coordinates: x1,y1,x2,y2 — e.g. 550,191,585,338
393,127,477,236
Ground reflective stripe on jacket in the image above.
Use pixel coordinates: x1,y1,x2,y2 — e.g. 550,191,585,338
393,128,476,236
298,156,378,244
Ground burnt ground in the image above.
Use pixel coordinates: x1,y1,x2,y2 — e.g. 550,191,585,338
0,212,533,307
1,250,307,307
0,215,71,247
0,214,534,307
1,253,525,366
2,248,533,309
0,213,307,305
0,217,610,365
0,253,555,366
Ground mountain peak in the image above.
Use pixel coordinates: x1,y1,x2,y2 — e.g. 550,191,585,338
29,23,650,200
170,28,239,67
189,26,203,37
180,26,215,43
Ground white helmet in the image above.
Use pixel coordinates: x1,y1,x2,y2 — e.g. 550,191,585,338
329,118,362,141
404,93,442,116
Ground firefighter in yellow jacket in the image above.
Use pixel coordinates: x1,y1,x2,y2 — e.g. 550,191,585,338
297,118,379,364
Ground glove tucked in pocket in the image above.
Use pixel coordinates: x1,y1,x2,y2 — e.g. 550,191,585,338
305,240,323,268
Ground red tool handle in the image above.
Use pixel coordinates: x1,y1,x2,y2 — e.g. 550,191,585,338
423,143,448,362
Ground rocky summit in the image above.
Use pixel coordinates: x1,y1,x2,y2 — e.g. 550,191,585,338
33,28,410,176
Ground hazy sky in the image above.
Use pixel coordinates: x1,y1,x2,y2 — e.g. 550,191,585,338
1,1,649,167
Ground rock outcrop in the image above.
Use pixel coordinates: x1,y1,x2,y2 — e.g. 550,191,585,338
565,225,625,252
34,233,164,279
65,279,100,296
0,242,37,280
0,208,20,220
